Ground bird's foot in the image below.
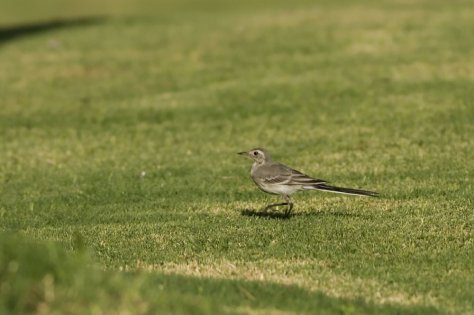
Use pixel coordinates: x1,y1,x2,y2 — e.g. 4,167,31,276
263,202,293,216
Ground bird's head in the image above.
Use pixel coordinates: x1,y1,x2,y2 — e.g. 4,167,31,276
238,148,270,163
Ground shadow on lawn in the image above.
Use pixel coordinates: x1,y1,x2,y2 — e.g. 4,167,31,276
0,17,105,44
241,209,372,220
241,209,292,220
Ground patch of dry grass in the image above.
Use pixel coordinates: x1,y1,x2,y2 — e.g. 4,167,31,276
133,259,439,308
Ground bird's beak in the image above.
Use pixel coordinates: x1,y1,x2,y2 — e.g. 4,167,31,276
237,151,248,156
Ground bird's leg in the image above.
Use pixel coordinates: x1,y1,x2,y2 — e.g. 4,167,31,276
263,202,289,212
283,195,293,216
262,195,293,216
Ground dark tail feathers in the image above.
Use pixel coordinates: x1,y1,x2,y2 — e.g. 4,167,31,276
313,183,379,197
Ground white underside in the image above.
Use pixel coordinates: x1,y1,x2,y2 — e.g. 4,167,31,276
258,183,303,195
258,183,366,197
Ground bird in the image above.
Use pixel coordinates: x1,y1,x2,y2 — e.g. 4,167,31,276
238,148,378,216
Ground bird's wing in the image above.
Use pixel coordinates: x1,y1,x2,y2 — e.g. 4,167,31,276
287,168,328,186
261,174,291,184
258,163,327,186
257,164,293,185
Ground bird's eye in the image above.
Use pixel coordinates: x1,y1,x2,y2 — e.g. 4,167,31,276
253,151,258,156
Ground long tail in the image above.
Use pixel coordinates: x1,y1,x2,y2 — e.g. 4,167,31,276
310,183,379,197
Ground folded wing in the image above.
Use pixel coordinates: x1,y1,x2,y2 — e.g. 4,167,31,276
259,163,327,186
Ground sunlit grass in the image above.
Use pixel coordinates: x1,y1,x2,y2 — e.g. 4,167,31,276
1,0,473,314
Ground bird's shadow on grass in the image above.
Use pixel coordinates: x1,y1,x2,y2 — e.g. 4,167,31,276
240,209,372,220
240,209,292,220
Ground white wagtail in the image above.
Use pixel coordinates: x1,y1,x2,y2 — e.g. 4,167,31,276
238,148,378,215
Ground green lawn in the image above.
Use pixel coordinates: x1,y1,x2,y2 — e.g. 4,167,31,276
1,0,473,314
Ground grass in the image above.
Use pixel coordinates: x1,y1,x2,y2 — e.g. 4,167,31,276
0,0,473,314
1,234,439,315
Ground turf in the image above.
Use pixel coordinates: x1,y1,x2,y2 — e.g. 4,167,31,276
0,0,473,314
